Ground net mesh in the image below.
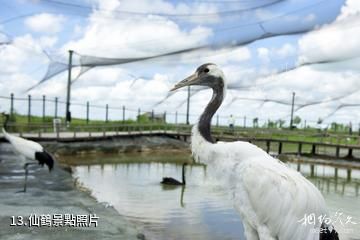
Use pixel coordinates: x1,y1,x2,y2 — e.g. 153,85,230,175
2,0,358,122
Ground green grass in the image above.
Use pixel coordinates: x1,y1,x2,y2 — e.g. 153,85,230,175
2,113,359,146
2,113,168,132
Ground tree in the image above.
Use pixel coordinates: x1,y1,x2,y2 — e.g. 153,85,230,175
253,118,259,128
330,122,338,132
277,119,285,128
267,120,277,128
293,116,301,125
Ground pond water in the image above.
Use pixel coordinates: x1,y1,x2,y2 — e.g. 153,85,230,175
67,153,360,240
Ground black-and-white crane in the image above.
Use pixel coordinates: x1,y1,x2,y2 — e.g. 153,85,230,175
170,63,339,240
2,113,54,192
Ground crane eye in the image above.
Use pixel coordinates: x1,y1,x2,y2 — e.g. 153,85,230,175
204,68,209,73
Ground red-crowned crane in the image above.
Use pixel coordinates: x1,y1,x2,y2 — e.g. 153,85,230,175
2,113,54,192
170,63,339,240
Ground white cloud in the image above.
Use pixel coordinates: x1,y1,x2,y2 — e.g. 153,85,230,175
39,36,58,48
4,0,360,126
336,0,360,21
0,34,44,74
275,43,296,58
287,0,360,123
257,47,270,62
227,64,360,125
298,0,360,64
63,13,212,57
177,46,251,66
298,18,360,64
25,13,65,34
112,0,220,24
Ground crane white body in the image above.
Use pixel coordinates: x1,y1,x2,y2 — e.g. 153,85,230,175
192,125,328,240
2,128,43,161
171,63,337,239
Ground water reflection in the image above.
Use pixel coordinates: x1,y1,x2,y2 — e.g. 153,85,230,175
287,162,360,239
70,153,360,240
287,163,360,197
75,161,245,240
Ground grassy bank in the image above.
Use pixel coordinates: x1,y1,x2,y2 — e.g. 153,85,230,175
2,113,360,146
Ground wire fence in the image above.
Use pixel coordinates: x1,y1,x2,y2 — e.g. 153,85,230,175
0,93,358,135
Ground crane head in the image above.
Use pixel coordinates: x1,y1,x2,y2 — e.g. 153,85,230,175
35,151,55,171
170,63,225,91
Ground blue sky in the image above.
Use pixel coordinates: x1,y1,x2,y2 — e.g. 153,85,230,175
1,0,360,127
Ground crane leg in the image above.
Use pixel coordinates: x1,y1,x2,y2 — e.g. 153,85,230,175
16,162,37,193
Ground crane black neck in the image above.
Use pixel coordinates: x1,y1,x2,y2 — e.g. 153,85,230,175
198,78,225,143
182,163,186,185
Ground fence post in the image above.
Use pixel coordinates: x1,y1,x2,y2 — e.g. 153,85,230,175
42,95,46,122
105,104,109,123
122,105,125,122
349,122,353,135
86,101,89,124
54,97,58,118
28,95,31,123
10,93,14,118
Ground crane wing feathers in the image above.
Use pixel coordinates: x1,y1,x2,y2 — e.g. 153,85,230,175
196,138,328,240
241,162,327,239
3,129,43,159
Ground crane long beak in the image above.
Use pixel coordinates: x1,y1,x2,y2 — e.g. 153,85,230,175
170,73,198,91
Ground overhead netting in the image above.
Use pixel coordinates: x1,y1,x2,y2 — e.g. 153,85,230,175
3,0,358,122
0,31,12,45
26,0,340,90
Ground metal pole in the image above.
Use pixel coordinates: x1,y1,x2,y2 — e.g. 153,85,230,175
122,105,125,122
54,97,58,118
151,109,154,122
243,116,246,128
290,92,295,129
105,104,109,123
65,50,74,125
175,111,178,124
86,101,89,124
349,122,352,135
186,86,190,125
28,95,31,123
42,95,46,122
138,108,141,122
10,93,14,120
216,115,219,127
164,111,166,123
